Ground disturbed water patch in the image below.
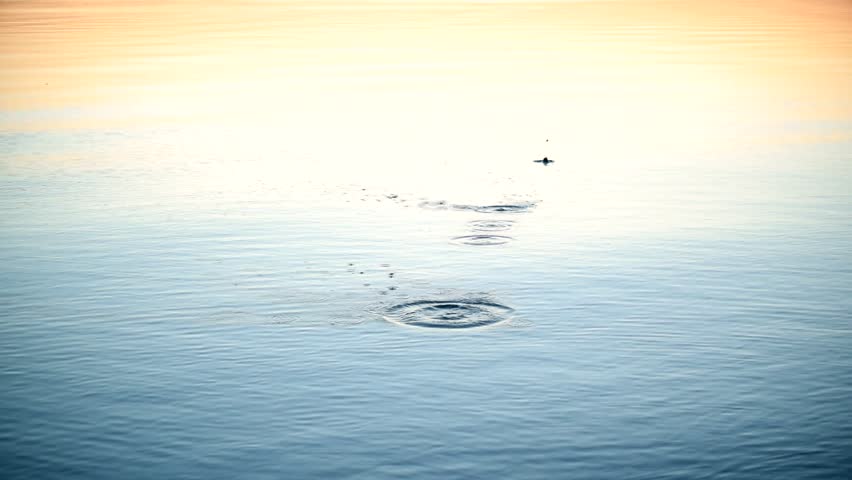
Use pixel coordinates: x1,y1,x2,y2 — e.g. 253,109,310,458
468,219,516,232
418,200,452,210
468,203,535,214
419,200,536,214
450,234,513,246
383,299,514,329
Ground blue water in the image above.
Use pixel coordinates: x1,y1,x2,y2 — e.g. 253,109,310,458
3,1,852,478
2,128,851,479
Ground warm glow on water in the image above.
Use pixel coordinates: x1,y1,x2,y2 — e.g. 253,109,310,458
3,1,851,140
3,1,851,196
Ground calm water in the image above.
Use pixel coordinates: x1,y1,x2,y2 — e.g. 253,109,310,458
2,1,852,478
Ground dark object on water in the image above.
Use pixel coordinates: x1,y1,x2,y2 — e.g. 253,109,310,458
534,157,555,165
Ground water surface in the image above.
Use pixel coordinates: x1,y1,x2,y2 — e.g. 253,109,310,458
2,1,852,478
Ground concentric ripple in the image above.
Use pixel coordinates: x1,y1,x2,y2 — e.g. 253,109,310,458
419,200,537,214
450,234,513,246
471,203,535,214
384,299,514,329
468,219,516,231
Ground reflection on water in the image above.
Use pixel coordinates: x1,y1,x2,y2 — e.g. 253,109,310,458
2,0,851,149
2,1,852,479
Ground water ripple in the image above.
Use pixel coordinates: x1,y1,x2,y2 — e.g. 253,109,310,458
450,234,514,246
383,298,514,329
419,200,536,214
468,219,516,232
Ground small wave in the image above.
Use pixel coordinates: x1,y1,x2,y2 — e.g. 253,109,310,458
383,299,514,329
470,203,535,214
419,200,536,214
468,219,516,232
450,234,513,246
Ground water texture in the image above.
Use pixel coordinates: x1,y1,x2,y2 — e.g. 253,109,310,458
2,1,852,479
449,234,515,246
383,298,515,329
468,219,516,232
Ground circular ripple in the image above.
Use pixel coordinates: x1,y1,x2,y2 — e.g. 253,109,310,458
450,234,513,246
468,219,516,232
419,200,537,214
473,204,535,214
384,299,513,329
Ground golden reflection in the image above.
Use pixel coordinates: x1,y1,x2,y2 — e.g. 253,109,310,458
1,0,850,157
3,1,849,239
